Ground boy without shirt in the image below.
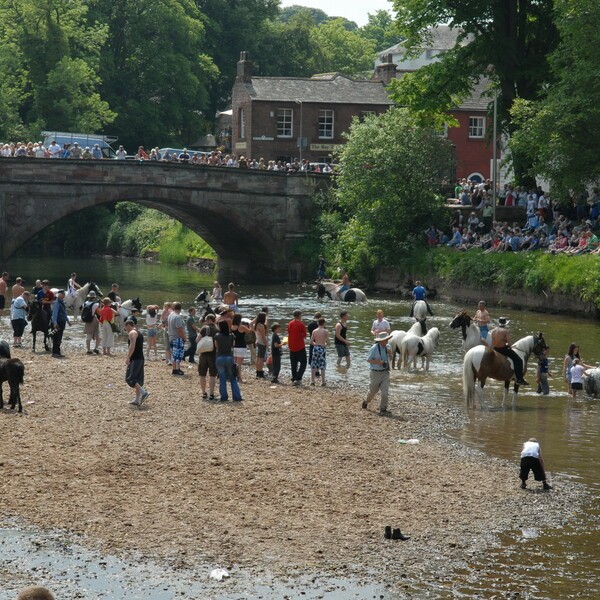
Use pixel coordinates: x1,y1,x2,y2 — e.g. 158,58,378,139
310,318,329,386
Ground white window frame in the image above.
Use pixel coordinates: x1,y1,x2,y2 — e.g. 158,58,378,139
277,108,293,138
239,108,245,139
468,116,485,139
318,109,334,139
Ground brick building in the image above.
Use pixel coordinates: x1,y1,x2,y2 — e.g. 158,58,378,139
231,52,392,164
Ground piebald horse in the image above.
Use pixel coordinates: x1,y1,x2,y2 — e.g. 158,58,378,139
60,282,103,320
412,300,428,320
463,333,547,406
389,319,427,369
317,281,367,303
449,310,492,351
400,327,440,372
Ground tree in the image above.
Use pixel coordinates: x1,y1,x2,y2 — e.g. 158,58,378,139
360,10,403,54
389,0,559,184
320,108,453,281
509,0,600,196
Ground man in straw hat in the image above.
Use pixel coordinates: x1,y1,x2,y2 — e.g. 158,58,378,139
362,331,393,415
491,317,529,385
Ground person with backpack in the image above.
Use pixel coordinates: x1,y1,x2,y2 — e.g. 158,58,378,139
82,290,101,355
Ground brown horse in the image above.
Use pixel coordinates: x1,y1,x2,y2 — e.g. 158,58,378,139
462,333,547,405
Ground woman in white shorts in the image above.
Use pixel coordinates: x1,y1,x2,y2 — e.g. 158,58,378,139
231,313,252,383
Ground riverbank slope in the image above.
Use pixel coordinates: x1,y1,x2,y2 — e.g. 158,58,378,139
0,347,584,595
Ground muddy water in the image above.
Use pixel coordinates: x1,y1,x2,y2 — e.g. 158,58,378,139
3,257,600,598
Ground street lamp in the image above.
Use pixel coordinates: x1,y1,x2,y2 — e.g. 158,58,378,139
295,98,303,163
492,89,498,223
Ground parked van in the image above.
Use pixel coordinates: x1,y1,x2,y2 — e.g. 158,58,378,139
42,131,118,158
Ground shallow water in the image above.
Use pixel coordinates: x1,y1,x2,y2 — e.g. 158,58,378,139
3,256,599,598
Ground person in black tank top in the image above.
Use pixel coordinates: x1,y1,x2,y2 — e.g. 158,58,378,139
334,310,351,368
124,318,149,407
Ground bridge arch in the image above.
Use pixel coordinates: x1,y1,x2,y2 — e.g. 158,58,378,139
0,159,325,282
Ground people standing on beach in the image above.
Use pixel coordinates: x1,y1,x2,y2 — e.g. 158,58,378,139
371,309,391,336
536,346,552,395
288,309,307,385
307,312,322,372
98,297,118,356
214,319,243,401
12,276,25,299
310,317,329,386
198,314,218,400
362,331,393,415
491,317,529,385
167,302,187,376
10,290,30,347
50,289,70,358
474,300,491,343
519,438,552,490
254,311,268,379
82,290,101,355
334,310,351,368
124,317,149,406
231,313,252,383
270,323,283,383
0,271,8,318
160,302,173,364
183,306,199,364
145,305,160,360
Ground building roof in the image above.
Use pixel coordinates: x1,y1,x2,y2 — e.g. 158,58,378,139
378,25,466,60
242,73,393,106
453,78,491,112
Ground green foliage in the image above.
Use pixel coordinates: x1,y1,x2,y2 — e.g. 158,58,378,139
316,108,453,282
433,249,600,308
360,10,402,53
509,0,600,196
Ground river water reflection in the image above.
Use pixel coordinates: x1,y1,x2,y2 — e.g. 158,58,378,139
4,256,600,597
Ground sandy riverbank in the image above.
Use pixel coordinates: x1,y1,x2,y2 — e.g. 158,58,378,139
0,344,584,595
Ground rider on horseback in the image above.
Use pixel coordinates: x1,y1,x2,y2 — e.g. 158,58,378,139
409,280,434,317
491,318,529,385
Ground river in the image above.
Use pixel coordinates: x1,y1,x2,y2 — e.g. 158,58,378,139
2,256,599,598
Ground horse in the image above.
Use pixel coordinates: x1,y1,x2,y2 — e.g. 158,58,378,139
0,340,10,359
400,327,440,372
584,368,600,398
411,300,428,320
462,333,547,406
27,300,51,352
389,319,428,369
195,290,216,321
449,310,492,351
62,282,103,320
117,298,142,331
0,357,25,413
317,281,367,303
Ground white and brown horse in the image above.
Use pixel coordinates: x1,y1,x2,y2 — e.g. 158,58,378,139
450,310,491,351
389,319,428,369
400,327,440,372
463,333,547,406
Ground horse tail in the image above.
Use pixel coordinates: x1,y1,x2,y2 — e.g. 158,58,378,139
463,349,476,403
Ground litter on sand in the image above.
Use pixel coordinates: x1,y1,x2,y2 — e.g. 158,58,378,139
209,568,230,581
398,439,420,444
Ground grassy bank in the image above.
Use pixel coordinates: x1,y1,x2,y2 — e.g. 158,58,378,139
429,248,600,308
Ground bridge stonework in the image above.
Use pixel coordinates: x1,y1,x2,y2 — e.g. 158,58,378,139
0,159,327,282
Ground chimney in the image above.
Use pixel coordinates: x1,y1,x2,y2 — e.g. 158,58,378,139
371,53,397,85
236,51,253,83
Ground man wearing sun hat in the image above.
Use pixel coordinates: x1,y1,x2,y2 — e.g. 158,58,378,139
491,317,529,385
362,331,393,415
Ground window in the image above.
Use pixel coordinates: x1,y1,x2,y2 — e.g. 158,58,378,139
318,109,334,139
239,108,245,139
277,108,293,138
468,116,485,138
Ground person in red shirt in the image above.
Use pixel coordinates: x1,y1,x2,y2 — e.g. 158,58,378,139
287,309,307,385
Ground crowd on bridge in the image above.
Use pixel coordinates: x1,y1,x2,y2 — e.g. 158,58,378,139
0,139,335,173
427,178,600,254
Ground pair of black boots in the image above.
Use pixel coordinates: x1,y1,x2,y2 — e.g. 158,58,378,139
256,370,265,378
384,526,409,541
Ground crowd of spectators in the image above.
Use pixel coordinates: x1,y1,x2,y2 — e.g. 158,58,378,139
0,140,334,173
427,178,600,255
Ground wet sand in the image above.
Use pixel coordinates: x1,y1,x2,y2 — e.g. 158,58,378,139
0,344,585,595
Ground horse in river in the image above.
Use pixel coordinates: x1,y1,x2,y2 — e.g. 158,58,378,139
389,319,428,369
411,300,428,321
60,282,103,320
116,298,142,331
449,310,492,351
27,300,51,352
317,281,367,303
400,327,440,372
195,290,216,321
462,333,547,406
0,357,25,413
584,368,600,398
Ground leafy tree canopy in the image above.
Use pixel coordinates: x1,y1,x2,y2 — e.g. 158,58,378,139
360,10,403,54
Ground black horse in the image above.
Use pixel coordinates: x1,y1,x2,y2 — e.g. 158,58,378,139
0,357,25,413
195,289,216,321
27,299,51,352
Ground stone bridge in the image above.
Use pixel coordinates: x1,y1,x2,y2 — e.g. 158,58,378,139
0,159,328,282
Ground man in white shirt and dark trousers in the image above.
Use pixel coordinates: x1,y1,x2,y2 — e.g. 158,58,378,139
362,332,393,415
519,438,552,490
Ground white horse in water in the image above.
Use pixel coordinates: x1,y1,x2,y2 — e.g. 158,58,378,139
389,319,428,369
449,310,492,351
116,298,142,331
400,327,440,372
411,300,428,320
317,281,367,303
55,282,103,320
462,333,547,406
